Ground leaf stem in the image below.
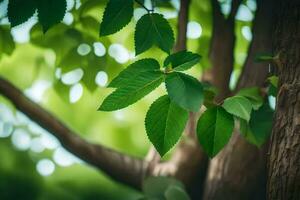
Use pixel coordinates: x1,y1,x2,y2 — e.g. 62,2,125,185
135,0,153,13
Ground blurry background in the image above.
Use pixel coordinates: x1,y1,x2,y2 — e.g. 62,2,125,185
0,0,261,199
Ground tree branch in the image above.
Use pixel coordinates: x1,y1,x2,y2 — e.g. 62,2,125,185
209,0,242,101
174,0,190,52
0,76,147,189
235,0,273,90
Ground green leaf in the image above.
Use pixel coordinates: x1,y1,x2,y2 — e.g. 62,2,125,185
165,186,190,200
135,13,174,55
237,87,263,110
143,176,184,199
165,72,203,112
268,76,278,97
196,106,234,157
99,71,164,111
164,51,201,71
268,76,278,88
100,0,133,36
8,0,37,27
145,95,189,156
240,103,274,146
268,84,278,97
222,96,252,121
37,0,67,32
108,58,160,88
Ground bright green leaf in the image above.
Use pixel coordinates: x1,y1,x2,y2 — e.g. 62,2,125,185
145,95,189,156
165,72,203,112
37,0,67,32
196,106,234,157
240,103,274,146
99,71,164,111
268,76,279,88
165,186,190,200
237,87,263,110
135,13,174,55
164,51,201,71
108,58,160,88
222,96,252,121
268,76,279,97
8,0,37,27
100,0,133,36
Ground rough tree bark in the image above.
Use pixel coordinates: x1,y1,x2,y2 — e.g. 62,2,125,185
203,0,273,199
267,0,300,199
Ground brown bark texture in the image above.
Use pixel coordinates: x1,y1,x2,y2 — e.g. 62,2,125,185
268,0,300,199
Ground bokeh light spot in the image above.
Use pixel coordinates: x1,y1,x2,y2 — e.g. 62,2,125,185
36,159,55,176
95,71,108,87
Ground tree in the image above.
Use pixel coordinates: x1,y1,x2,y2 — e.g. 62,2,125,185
267,0,300,199
0,0,298,199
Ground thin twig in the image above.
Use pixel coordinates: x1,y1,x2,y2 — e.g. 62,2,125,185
135,0,152,12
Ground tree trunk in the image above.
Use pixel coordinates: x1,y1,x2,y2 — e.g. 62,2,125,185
203,0,273,199
267,0,300,199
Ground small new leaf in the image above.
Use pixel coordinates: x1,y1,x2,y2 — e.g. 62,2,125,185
37,0,67,32
237,87,263,110
99,71,164,111
165,72,203,112
197,106,234,157
145,95,188,156
268,76,279,96
100,0,134,36
108,58,160,88
135,13,174,55
268,76,279,88
164,51,201,71
8,0,37,27
222,96,252,121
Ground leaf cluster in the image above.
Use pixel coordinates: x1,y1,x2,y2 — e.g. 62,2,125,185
98,0,274,158
5,0,275,159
